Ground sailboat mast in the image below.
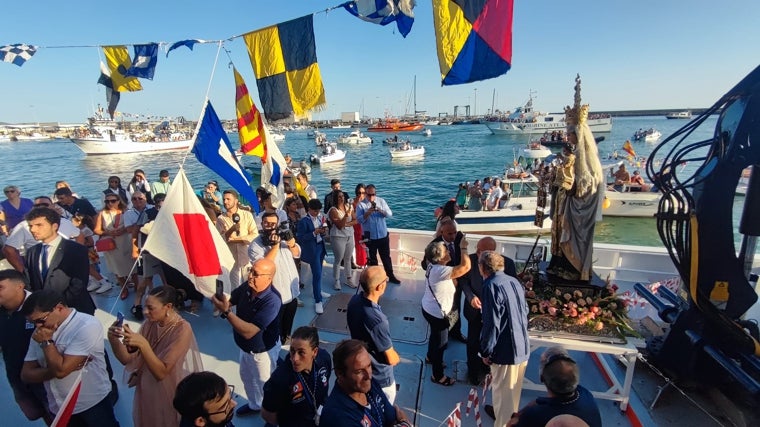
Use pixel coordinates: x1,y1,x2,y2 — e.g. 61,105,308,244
491,89,496,116
413,75,417,116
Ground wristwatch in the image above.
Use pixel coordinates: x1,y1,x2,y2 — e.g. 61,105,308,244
220,310,231,319
39,340,55,348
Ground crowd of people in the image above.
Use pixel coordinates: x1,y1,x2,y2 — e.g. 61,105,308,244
0,166,604,427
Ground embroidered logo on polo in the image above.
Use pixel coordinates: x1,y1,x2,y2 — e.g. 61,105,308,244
318,366,329,386
290,381,304,402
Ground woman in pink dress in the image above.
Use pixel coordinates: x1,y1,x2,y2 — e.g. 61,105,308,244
107,286,203,427
352,183,368,267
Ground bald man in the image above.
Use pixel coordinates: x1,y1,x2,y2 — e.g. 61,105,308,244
347,266,400,403
212,258,282,415
459,237,517,386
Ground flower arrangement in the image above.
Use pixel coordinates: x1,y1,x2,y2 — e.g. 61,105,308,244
519,271,639,341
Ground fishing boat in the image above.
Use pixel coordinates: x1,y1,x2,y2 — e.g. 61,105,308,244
485,92,613,135
665,110,692,119
389,143,425,159
367,117,424,132
270,131,285,142
70,116,193,155
336,130,372,144
309,142,346,164
632,128,662,142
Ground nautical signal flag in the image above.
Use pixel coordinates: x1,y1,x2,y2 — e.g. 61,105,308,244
342,0,416,38
432,0,514,85
623,140,637,158
0,43,37,66
166,39,205,57
234,67,268,159
50,370,82,427
124,43,159,80
243,14,326,122
192,100,261,213
261,125,288,208
143,168,235,298
102,46,143,92
97,62,121,119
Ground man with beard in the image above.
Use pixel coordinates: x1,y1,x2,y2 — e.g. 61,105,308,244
174,371,237,427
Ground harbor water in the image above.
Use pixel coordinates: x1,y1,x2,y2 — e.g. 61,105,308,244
1,115,728,247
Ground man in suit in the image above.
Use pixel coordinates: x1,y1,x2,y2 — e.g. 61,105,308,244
296,199,329,314
421,219,467,343
460,236,517,385
24,207,95,315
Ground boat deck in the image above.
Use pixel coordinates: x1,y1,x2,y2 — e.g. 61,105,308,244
1,229,749,426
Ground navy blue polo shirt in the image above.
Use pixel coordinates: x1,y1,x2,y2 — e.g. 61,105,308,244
229,285,281,353
0,294,35,385
262,348,332,427
515,385,602,427
346,293,395,388
320,378,396,427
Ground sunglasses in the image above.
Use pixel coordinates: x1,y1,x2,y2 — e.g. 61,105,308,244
31,311,53,325
366,193,376,196
4,189,17,194
105,199,119,204
206,385,236,416
132,197,145,201
34,203,51,207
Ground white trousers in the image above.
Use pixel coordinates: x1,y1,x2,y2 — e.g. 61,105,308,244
229,243,251,290
331,234,354,284
490,361,528,427
382,380,397,405
239,344,280,409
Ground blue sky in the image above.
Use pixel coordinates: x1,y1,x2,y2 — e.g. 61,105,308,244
1,0,759,123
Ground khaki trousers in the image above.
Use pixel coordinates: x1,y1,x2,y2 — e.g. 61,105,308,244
490,360,528,427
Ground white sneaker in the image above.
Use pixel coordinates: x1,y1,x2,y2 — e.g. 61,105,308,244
346,278,358,289
321,291,331,298
315,302,324,314
95,280,113,294
334,281,341,291
87,279,100,292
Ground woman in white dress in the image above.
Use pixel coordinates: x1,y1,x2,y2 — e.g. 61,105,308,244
94,195,135,299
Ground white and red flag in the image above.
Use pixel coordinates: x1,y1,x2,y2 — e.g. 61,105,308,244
144,168,234,297
51,370,82,427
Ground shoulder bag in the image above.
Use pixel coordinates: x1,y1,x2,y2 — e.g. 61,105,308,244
95,213,119,252
425,266,459,331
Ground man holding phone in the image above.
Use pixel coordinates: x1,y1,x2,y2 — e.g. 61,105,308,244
296,199,329,314
356,185,400,285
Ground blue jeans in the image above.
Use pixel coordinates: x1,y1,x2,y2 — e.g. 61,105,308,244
68,394,120,427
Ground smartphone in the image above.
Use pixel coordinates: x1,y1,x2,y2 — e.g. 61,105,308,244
116,311,125,327
215,279,225,300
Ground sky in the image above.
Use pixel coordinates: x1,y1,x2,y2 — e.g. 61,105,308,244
1,0,759,124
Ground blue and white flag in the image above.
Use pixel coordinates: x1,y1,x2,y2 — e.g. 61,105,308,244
192,100,260,213
342,0,415,37
124,43,159,79
166,39,204,57
0,43,37,66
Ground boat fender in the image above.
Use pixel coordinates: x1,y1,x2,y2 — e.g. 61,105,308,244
602,198,611,209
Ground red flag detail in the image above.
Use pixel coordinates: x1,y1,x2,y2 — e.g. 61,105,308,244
173,213,222,276
51,371,82,427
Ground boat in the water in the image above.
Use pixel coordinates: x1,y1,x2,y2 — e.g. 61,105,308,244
70,116,193,155
632,128,662,142
389,143,425,159
270,131,285,142
310,142,346,164
336,130,372,144
367,117,424,132
665,110,692,119
422,128,432,137
485,93,613,135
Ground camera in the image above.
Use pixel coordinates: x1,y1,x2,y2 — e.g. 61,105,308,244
371,201,377,209
261,222,294,246
278,221,294,242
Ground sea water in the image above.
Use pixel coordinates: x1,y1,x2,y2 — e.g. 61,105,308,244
0,115,738,248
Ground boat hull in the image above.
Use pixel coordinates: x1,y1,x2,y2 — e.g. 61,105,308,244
310,150,346,164
367,123,424,132
487,117,613,135
71,137,193,155
455,196,551,235
389,147,425,158
603,191,660,217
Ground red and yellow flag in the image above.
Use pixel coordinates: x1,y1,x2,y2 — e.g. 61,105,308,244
622,140,636,158
234,67,268,159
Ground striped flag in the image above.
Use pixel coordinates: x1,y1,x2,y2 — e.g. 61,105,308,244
234,67,268,159
51,371,82,427
622,140,636,158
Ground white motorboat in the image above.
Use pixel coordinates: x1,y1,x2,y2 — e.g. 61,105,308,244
310,142,346,164
389,144,425,159
337,130,372,144
70,117,193,155
331,124,351,129
666,110,692,119
455,175,552,235
422,128,432,137
603,187,660,217
486,93,613,135
632,128,661,142
270,131,285,142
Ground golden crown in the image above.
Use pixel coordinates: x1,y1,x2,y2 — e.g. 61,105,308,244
565,74,589,126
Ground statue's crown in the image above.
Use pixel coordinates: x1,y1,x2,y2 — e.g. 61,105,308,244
565,74,589,126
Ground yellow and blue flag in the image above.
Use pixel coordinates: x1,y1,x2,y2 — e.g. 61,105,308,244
102,46,143,92
432,0,514,85
243,15,326,122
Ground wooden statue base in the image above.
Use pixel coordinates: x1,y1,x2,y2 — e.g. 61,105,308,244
537,261,606,297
